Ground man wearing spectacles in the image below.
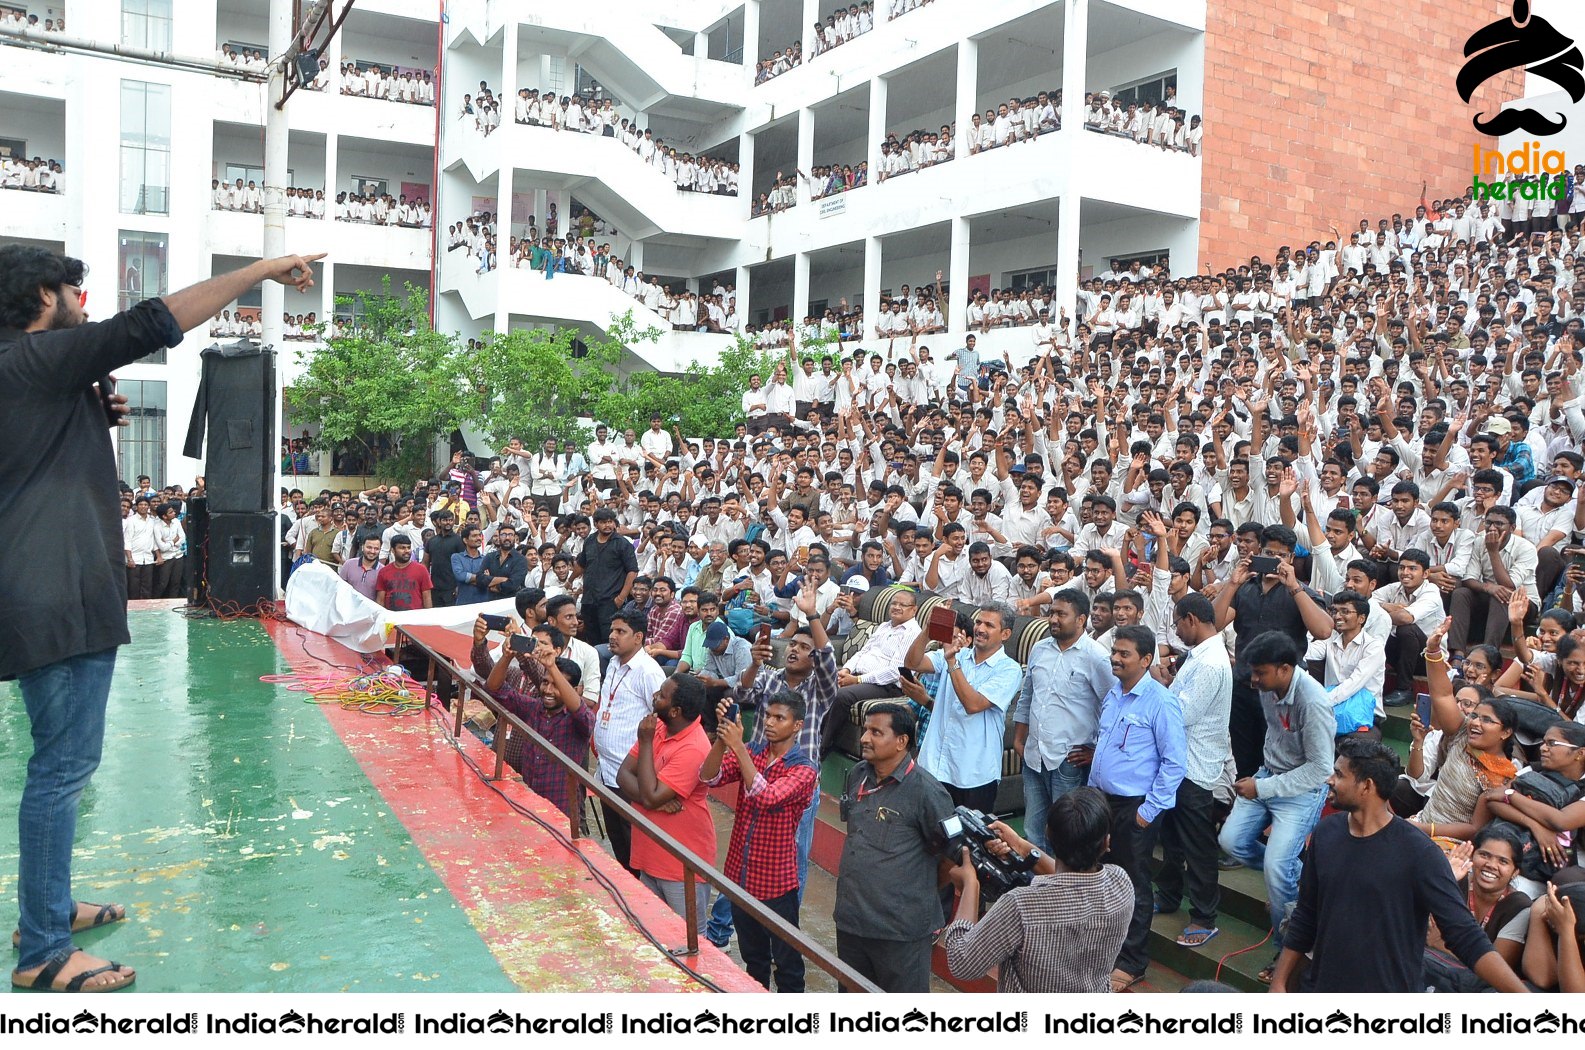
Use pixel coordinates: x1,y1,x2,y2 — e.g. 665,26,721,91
0,245,324,992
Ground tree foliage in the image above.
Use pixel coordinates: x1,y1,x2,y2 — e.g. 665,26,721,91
464,313,654,450
591,330,841,437
285,278,462,478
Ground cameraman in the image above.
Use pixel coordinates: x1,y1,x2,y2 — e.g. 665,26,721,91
942,787,1132,992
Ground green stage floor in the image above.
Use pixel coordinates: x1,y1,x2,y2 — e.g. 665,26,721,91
0,611,515,993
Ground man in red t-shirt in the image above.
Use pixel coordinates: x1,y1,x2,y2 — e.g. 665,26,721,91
375,536,433,610
618,673,715,933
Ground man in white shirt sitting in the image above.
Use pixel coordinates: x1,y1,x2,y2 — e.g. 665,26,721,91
821,586,922,759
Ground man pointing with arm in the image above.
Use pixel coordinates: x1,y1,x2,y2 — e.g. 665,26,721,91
0,246,323,992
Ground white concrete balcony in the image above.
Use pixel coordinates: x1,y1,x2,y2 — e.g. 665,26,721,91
475,1,747,110
209,81,438,146
441,252,732,373
729,129,1199,267
447,121,741,240
0,187,67,242
205,209,432,270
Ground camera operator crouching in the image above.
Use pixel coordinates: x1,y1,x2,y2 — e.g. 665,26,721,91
942,787,1133,992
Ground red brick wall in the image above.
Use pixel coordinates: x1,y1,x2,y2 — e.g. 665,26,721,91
1199,0,1523,266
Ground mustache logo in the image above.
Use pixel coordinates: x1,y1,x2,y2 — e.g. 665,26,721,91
1459,0,1584,134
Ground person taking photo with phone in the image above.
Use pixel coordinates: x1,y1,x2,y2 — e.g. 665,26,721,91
701,690,819,992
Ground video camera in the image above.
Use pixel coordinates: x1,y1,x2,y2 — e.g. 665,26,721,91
937,806,1037,902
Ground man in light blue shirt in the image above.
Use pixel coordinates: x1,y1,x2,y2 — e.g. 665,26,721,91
1088,624,1186,991
1015,588,1116,850
903,602,1023,811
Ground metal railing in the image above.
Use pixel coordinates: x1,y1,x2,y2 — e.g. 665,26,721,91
393,626,880,993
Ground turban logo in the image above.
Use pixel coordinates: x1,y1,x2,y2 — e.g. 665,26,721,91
1458,0,1584,135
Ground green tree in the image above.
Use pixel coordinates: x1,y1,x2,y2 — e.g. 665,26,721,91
286,278,465,479
464,312,658,449
592,330,840,436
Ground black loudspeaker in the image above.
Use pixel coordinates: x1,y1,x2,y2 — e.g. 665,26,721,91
207,511,276,608
184,343,276,514
185,496,210,605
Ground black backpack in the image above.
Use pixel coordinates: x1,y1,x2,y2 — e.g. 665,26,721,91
1509,773,1585,881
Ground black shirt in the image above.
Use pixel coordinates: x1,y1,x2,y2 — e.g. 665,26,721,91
481,548,528,596
425,531,466,593
577,532,638,606
1286,814,1495,992
0,299,183,679
1230,578,1321,681
834,757,954,941
351,522,384,555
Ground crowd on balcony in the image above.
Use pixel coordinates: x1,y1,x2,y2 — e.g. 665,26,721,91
216,44,268,73
1,7,65,31
208,310,355,343
757,0,934,84
0,153,62,192
1083,89,1201,155
337,61,436,105
207,178,429,226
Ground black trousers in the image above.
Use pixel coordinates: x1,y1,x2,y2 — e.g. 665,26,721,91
126,563,154,601
601,797,636,876
835,930,934,993
154,556,184,599
1103,792,1152,978
581,599,617,647
945,781,998,812
822,683,897,759
1230,678,1267,780
1151,778,1220,928
1385,623,1427,695
733,889,805,992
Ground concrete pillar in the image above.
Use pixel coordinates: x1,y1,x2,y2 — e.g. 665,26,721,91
740,130,755,217
319,259,336,331
322,129,339,223
539,54,552,88
742,0,760,72
630,240,645,271
867,76,887,182
862,235,882,342
533,188,547,236
1055,0,1088,338
793,251,810,325
1056,192,1082,336
695,30,709,60
948,216,971,339
735,263,751,328
796,107,814,205
802,0,820,47
1060,0,1087,144
954,38,977,161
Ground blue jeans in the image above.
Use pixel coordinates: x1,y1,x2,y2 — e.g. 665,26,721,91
1216,771,1326,950
1021,759,1088,852
708,788,820,946
15,648,117,970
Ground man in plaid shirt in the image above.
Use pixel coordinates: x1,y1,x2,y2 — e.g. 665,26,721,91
703,691,819,992
706,580,835,948
479,620,595,821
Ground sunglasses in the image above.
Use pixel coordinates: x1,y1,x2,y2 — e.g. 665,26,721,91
65,285,87,307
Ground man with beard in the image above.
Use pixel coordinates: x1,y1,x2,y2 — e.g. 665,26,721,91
1270,738,1525,993
0,245,323,992
479,524,528,598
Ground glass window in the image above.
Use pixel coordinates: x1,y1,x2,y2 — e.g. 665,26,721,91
119,231,169,363
117,379,168,488
122,0,172,51
120,80,171,215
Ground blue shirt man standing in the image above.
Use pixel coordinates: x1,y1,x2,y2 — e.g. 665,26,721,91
903,602,1023,812
1088,624,1186,991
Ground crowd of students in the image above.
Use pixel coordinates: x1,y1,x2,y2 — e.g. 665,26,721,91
138,169,1585,993
0,152,62,192
757,0,934,84
1,7,65,32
